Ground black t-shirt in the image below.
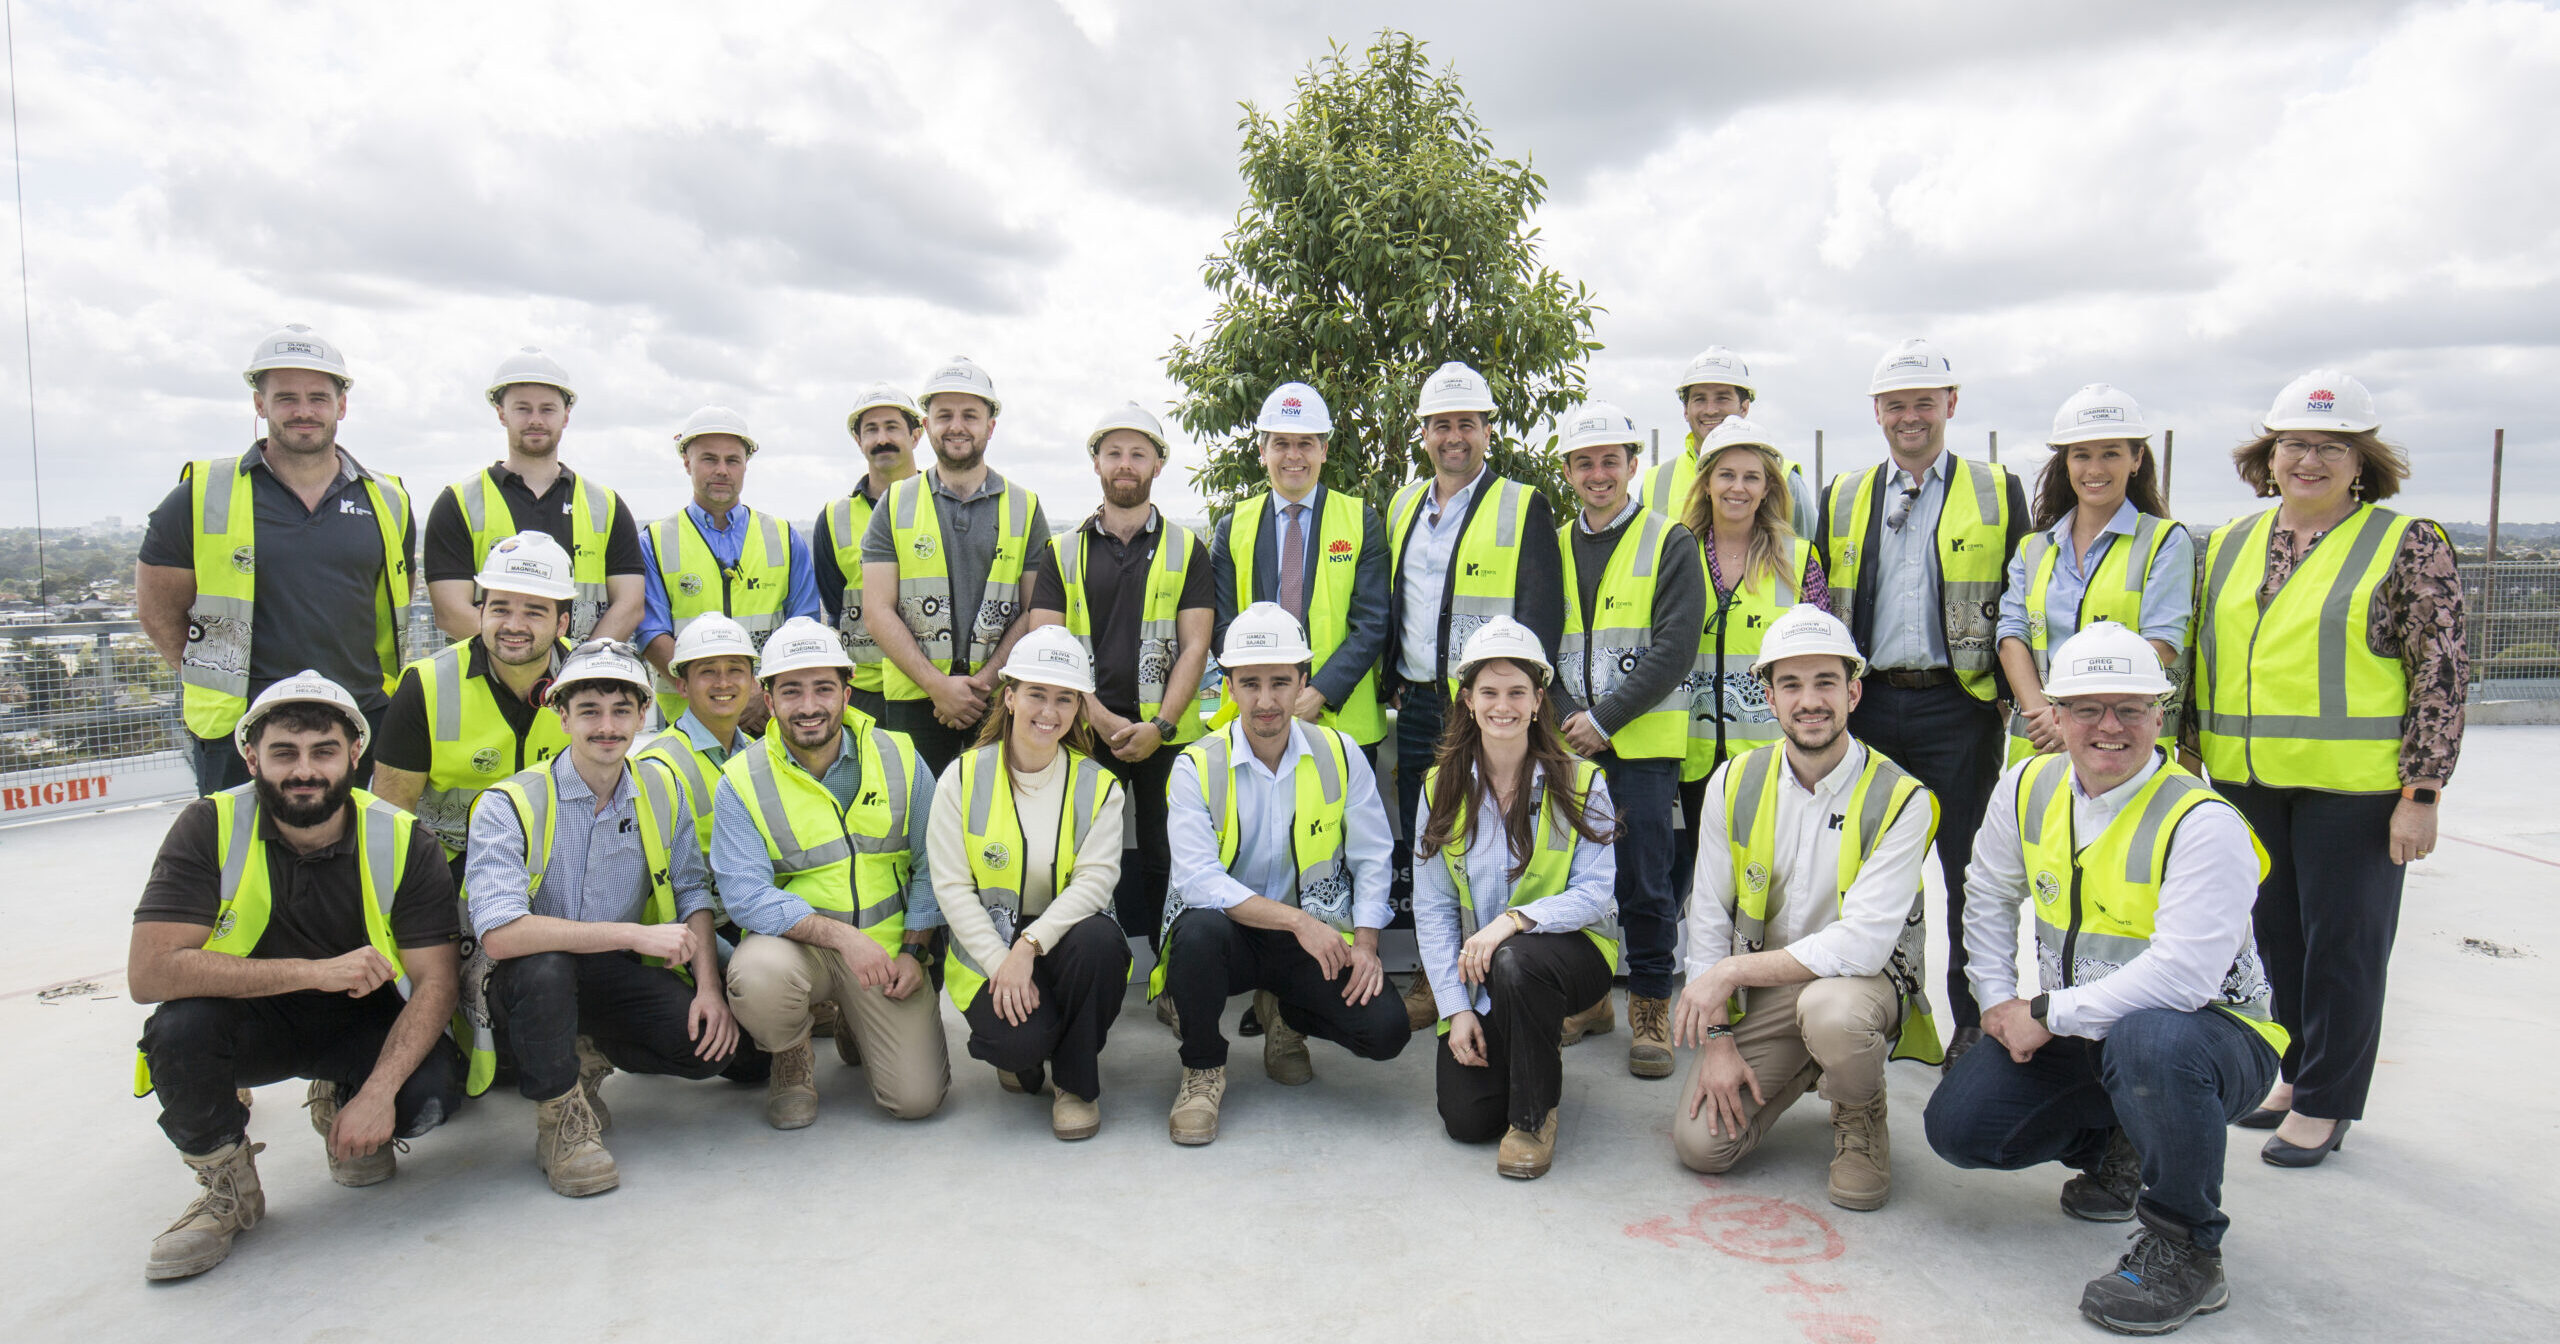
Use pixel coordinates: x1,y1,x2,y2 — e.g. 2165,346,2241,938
133,798,460,962
1027,514,1214,719
373,639,547,775
420,462,645,584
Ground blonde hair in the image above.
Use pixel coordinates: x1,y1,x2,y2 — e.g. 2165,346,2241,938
1681,442,1798,588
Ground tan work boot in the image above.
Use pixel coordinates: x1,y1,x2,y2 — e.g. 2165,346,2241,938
1498,1109,1560,1179
145,1140,265,1280
1155,995,1181,1036
235,1087,255,1110
1053,1089,1101,1141
1560,993,1615,1046
765,1041,819,1130
1401,967,1439,1032
304,1080,395,1187
575,1036,616,1133
1169,1066,1226,1145
1828,1094,1893,1211
1257,989,1313,1085
534,1087,620,1197
829,1002,864,1068
1627,994,1675,1078
998,1062,1046,1095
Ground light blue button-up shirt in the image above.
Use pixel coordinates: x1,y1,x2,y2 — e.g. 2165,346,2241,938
708,734,940,937
1865,451,1953,671
1995,500,2195,653
464,754,714,938
1394,466,1488,682
1165,722,1396,931
672,709,749,769
1411,767,1618,1019
635,503,824,650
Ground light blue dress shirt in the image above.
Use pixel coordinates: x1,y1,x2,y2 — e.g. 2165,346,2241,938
1411,768,1618,1019
1394,466,1488,682
635,503,824,650
708,735,941,937
1165,722,1397,932
1995,500,2195,653
464,754,714,939
1865,451,1953,671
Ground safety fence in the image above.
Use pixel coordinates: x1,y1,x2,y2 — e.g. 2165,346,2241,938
2465,560,2560,704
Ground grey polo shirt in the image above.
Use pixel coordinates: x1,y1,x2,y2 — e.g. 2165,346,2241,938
860,466,1053,670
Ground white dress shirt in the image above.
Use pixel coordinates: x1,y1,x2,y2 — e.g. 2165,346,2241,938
1395,466,1488,682
1865,450,1953,671
1165,721,1396,931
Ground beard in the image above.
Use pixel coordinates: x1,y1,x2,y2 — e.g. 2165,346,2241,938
267,421,340,457
934,433,985,474
1102,476,1150,509
1781,711,1844,755
253,765,357,829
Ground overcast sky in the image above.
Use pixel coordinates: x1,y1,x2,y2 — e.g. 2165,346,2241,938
3,0,2553,542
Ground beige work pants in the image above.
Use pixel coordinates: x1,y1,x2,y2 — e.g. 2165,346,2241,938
1673,974,1898,1174
726,933,950,1120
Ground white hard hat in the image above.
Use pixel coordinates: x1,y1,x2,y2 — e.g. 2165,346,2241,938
1255,382,1334,435
1001,625,1097,695
2042,620,2171,698
757,616,854,680
1454,616,1553,687
1698,415,1781,458
485,347,576,407
674,405,758,455
1087,401,1171,455
667,612,758,675
1221,601,1315,669
550,639,654,701
1750,604,1868,681
1868,338,1960,396
243,324,351,390
846,382,922,434
1674,345,1758,398
1414,361,1496,419
917,355,1002,416
233,670,370,757
1556,400,1643,456
475,530,577,602
2262,369,2378,434
2048,383,2149,446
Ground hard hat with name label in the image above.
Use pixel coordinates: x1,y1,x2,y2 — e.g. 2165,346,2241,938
757,616,854,680
233,670,370,757
485,347,576,407
674,405,758,456
1414,361,1496,419
917,355,1003,416
1555,400,1642,456
1087,401,1171,456
2262,369,2378,434
1255,382,1334,436
243,323,351,390
2048,383,2149,446
475,530,577,602
1698,415,1781,457
549,638,654,702
1750,604,1867,681
1000,624,1097,695
1674,345,1758,399
2041,620,2171,699
846,382,922,434
1868,338,1960,396
1220,601,1315,669
668,612,758,676
1454,615,1553,687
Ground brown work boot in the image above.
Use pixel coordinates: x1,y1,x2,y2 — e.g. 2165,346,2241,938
1257,990,1313,1085
1828,1094,1893,1211
575,1035,616,1133
998,1062,1047,1095
1560,993,1615,1046
828,1002,864,1068
1498,1109,1560,1179
1627,994,1675,1078
535,1088,620,1197
765,1041,819,1130
145,1140,266,1281
304,1080,395,1187
1053,1089,1101,1141
1169,1066,1226,1146
1155,995,1181,1036
1401,967,1439,1032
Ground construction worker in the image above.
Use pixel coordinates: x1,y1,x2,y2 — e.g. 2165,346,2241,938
1157,603,1410,1146
1997,385,2193,762
1386,361,1565,1033
1670,606,1942,1212
1413,618,1622,1179
928,627,1130,1140
137,324,415,796
1818,338,2030,1067
815,382,924,721
1926,623,2286,1336
636,405,823,687
634,613,760,869
422,348,646,645
466,639,760,1198
713,617,947,1130
1642,345,1817,540
1546,402,1704,1079
128,674,461,1281
1026,402,1212,969
862,356,1054,776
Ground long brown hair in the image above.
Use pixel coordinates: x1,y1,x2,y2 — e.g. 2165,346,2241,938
1416,658,1619,880
2030,438,2169,530
1681,442,1797,590
2231,428,2408,502
974,676,1098,779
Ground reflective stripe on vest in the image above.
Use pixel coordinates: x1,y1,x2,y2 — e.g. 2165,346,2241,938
882,474,1038,699
456,470,618,641
487,760,685,972
1149,722,1355,998
1388,475,1538,691
2012,753,2291,1056
1687,536,1810,781
1557,507,1685,760
406,641,570,858
1223,489,1385,743
634,725,730,855
2007,513,2189,762
945,745,1115,1011
721,718,919,952
1721,742,1946,1064
1424,758,1622,1024
1822,456,2010,701
2196,505,2418,794
1052,521,1205,745
823,491,886,692
650,509,793,644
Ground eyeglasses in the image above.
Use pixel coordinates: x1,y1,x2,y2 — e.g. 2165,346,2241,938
2271,438,2353,463
2054,699,2161,727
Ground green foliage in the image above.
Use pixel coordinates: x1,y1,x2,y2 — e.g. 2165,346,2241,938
1165,31,1602,517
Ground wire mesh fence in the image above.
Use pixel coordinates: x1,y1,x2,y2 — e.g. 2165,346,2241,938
0,621,189,778
2465,560,2560,703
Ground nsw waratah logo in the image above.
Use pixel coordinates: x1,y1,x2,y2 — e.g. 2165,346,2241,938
1281,396,1302,410
2306,389,2337,412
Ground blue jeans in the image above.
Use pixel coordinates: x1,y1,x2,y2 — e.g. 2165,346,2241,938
1923,1006,2279,1248
1391,679,1450,928
1597,752,1680,999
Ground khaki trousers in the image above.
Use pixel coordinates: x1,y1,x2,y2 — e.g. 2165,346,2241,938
1673,974,1898,1174
725,933,950,1120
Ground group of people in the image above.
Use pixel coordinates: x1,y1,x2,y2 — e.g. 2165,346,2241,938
122,325,2466,1336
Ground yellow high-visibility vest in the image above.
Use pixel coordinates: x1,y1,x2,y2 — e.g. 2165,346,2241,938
1823,456,2013,701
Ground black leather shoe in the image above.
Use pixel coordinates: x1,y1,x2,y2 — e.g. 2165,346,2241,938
1940,1026,1984,1072
2235,1106,2287,1130
2261,1118,2349,1168
1238,1003,1264,1038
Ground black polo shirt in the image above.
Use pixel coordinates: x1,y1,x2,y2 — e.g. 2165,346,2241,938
134,797,459,962
371,638,547,776
420,462,645,585
1027,510,1213,719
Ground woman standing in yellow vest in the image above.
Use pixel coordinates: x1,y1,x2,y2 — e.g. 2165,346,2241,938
2196,371,2466,1168
1996,385,2194,761
927,627,1128,1141
1413,618,1620,1180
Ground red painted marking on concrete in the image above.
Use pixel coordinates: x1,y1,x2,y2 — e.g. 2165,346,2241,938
1765,1271,1847,1303
1788,1313,1881,1344
2444,833,2560,869
1622,1190,1846,1264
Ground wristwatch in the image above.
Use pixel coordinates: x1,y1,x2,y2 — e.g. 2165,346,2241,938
1149,715,1180,738
2401,785,2440,805
1021,930,1047,957
1702,1024,1735,1041
1505,910,1534,935
902,939,937,968
2030,992,2050,1021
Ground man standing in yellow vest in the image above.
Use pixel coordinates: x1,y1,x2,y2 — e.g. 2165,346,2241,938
1642,346,1817,540
1818,338,2030,1066
137,324,416,797
128,674,461,1281
863,356,1054,776
1669,606,1940,1211
637,405,823,691
814,382,923,722
1547,402,1705,1078
422,348,646,645
1926,623,2285,1337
